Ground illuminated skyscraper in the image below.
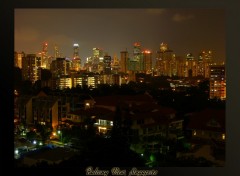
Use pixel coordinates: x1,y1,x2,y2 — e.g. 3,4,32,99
40,42,48,68
155,43,175,76
209,65,226,100
120,50,129,73
185,53,197,77
54,44,60,59
133,42,141,56
198,51,213,78
128,42,146,72
142,50,152,74
92,48,103,73
72,43,81,71
176,56,185,77
112,55,120,74
73,43,80,59
85,57,93,72
93,47,103,58
50,58,71,78
103,54,112,74
14,51,25,68
22,54,41,83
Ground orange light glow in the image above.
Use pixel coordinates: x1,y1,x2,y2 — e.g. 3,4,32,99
134,42,140,47
143,50,151,54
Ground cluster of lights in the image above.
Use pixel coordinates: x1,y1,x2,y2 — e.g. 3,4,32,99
142,50,151,54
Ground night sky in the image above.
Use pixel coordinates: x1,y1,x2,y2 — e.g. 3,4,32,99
14,8,225,64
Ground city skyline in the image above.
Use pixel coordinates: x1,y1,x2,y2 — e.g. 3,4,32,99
15,8,225,63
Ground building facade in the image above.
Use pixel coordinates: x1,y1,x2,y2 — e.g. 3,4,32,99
209,65,226,100
22,54,42,83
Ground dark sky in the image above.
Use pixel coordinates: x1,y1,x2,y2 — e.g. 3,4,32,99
14,8,225,64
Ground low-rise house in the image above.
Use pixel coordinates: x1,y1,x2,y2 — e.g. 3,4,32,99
130,103,183,138
32,96,59,128
65,107,115,134
130,103,184,152
16,95,33,125
186,108,225,142
16,91,96,130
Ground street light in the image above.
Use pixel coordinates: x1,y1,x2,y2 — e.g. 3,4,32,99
57,130,62,143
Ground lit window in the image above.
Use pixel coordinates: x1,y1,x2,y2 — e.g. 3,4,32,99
222,133,225,140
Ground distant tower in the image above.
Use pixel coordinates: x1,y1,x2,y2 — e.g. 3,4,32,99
198,50,213,78
112,54,120,74
133,42,141,56
103,54,112,74
14,51,25,68
41,42,48,68
73,43,80,59
185,53,197,77
120,50,129,73
155,42,175,76
72,43,81,71
54,44,60,59
92,48,103,73
50,58,71,78
142,50,152,74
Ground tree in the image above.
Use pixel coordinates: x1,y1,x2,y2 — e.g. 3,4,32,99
26,130,38,142
35,123,52,143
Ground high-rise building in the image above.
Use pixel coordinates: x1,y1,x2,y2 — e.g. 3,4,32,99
54,44,60,59
22,54,42,83
41,42,48,68
155,43,175,76
85,57,93,72
50,58,71,78
72,43,81,71
209,65,226,100
132,42,143,71
198,51,213,78
93,47,103,58
133,42,141,56
103,54,112,74
142,50,152,74
73,43,80,59
91,48,103,73
98,57,105,73
176,56,185,78
112,55,120,74
14,51,25,68
120,50,129,73
185,53,197,77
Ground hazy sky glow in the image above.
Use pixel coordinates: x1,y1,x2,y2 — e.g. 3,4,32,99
15,8,225,63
